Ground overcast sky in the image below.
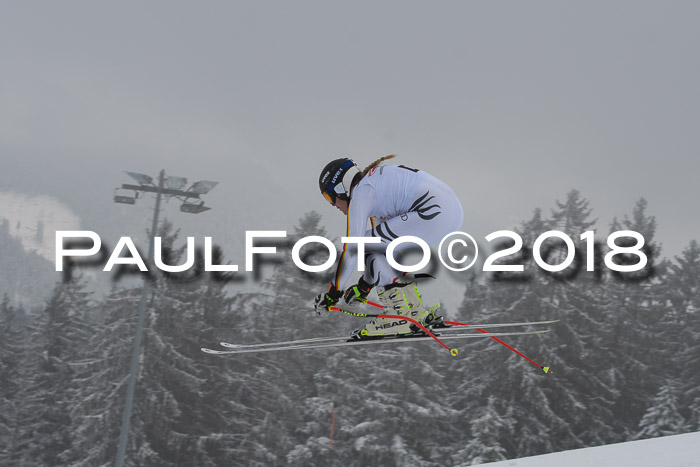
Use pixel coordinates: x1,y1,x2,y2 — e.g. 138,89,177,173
1,1,699,301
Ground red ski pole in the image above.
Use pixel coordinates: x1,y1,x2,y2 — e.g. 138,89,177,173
360,299,552,374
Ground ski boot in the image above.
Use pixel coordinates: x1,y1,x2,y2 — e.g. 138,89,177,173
391,278,447,330
349,276,445,339
422,302,449,329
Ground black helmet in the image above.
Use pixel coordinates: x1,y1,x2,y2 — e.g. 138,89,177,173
319,158,360,204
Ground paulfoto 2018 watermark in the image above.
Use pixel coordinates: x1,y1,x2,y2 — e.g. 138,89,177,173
55,229,649,276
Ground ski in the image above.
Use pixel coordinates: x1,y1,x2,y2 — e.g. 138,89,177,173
204,299,555,372
202,329,549,355
218,319,558,349
436,318,559,332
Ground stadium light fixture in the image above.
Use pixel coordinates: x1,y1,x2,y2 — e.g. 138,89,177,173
165,176,188,190
189,180,219,195
180,200,211,214
114,169,218,467
124,171,154,186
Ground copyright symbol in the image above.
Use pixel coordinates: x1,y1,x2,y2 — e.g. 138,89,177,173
438,232,479,272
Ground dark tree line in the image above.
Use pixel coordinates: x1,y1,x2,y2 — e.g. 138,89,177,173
1,193,698,466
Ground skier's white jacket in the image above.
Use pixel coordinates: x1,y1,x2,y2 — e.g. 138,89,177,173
333,164,464,291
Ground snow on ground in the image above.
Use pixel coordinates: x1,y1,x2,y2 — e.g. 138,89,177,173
478,432,700,467
0,191,81,261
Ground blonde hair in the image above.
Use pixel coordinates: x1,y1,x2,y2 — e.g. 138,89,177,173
347,155,397,194
360,154,397,178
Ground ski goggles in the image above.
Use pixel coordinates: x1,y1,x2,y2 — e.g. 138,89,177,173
322,182,348,205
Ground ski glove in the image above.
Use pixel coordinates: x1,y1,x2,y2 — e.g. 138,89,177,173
314,285,343,316
344,276,372,305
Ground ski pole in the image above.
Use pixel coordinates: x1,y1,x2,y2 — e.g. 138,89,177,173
442,318,551,373
360,299,552,374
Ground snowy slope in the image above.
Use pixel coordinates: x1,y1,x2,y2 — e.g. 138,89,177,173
477,432,700,467
0,191,81,261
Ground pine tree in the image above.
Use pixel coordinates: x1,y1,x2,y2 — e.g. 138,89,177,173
41,219,247,466
635,383,688,439
13,276,95,466
604,199,666,438
549,190,596,235
667,241,700,429
0,295,28,465
234,211,458,465
519,192,619,450
120,219,241,466
250,211,342,465
448,191,633,460
454,396,511,465
68,286,142,466
664,240,700,324
294,343,453,467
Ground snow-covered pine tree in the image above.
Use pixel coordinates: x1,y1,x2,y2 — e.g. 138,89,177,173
664,240,700,325
549,190,596,235
67,286,143,466
263,211,456,465
635,382,688,439
0,294,28,465
12,276,95,466
538,190,623,447
454,396,511,465
666,241,700,429
59,219,244,466
297,343,453,467
120,219,241,466
449,190,628,459
510,190,620,452
603,199,666,439
448,206,558,459
240,211,338,464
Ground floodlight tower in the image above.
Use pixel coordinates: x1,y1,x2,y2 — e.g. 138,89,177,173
114,170,217,467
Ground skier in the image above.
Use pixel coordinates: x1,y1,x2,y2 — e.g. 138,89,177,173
314,155,464,339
